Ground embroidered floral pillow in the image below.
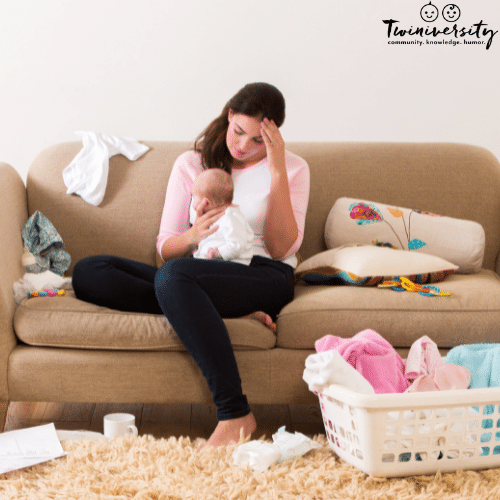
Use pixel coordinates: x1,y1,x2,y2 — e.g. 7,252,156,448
324,198,485,274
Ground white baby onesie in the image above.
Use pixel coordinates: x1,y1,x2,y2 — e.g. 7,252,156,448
194,206,254,265
63,131,150,206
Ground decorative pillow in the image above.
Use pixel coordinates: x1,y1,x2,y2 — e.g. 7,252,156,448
294,245,458,286
324,198,485,274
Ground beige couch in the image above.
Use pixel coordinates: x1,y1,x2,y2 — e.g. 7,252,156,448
2,141,500,432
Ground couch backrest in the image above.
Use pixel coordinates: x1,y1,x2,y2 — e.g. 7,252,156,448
27,141,500,273
27,141,190,273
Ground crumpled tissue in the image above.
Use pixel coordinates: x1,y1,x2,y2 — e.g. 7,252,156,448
233,426,322,472
232,441,282,473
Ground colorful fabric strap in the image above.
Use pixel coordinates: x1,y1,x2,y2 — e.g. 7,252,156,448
378,276,451,297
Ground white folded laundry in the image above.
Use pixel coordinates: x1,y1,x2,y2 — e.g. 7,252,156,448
62,131,150,206
303,350,375,395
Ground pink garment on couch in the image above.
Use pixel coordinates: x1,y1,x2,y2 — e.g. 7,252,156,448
315,329,410,394
404,335,470,392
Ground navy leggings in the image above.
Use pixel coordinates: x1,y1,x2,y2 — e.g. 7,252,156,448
72,254,295,421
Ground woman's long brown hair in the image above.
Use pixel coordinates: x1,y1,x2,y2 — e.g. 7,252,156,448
194,83,285,173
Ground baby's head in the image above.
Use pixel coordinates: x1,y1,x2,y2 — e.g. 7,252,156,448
192,168,234,214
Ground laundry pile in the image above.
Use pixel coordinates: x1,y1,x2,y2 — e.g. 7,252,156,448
304,329,500,396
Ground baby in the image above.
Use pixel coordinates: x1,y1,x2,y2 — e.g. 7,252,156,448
191,168,254,265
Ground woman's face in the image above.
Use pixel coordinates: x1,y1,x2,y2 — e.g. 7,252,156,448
226,110,267,168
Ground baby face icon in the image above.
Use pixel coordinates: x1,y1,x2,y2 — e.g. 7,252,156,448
420,2,439,22
442,4,461,22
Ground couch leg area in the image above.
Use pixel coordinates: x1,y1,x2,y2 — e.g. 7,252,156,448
0,401,9,432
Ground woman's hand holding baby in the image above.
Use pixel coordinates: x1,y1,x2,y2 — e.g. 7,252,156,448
188,202,225,251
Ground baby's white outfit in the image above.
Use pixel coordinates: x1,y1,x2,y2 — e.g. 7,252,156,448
194,206,254,265
63,131,149,206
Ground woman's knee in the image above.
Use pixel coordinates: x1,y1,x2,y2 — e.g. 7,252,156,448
73,255,108,279
155,258,188,292
72,255,112,298
73,255,102,272
154,258,203,310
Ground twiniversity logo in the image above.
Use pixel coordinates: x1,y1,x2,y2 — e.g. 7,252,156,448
383,3,497,50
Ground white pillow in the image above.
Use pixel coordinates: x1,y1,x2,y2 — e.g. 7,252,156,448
324,198,485,274
294,245,458,286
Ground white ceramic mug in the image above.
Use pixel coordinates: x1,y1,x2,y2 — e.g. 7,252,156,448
103,413,139,438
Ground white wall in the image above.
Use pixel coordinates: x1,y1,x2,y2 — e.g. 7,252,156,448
1,0,499,181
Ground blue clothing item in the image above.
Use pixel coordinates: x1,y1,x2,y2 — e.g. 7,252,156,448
73,254,295,422
445,344,500,389
22,211,71,275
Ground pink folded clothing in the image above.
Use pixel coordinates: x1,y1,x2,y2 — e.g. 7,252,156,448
315,329,410,394
405,335,470,392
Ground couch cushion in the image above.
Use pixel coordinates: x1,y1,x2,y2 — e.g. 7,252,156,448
14,291,276,351
277,269,500,349
294,244,458,286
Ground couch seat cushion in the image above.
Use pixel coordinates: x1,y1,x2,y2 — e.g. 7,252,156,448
14,291,276,351
277,269,500,349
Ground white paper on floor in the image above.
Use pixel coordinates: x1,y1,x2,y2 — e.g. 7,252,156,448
0,423,67,475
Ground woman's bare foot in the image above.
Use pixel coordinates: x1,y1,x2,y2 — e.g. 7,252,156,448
243,311,276,333
202,412,257,448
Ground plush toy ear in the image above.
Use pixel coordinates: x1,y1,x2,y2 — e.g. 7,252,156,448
22,247,36,267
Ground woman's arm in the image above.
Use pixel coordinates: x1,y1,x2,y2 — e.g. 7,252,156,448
260,118,302,260
157,151,224,262
160,203,225,260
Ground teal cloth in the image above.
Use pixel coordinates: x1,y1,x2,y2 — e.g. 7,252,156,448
22,211,71,276
445,344,500,389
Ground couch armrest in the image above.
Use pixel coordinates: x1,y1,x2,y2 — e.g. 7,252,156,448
0,163,28,400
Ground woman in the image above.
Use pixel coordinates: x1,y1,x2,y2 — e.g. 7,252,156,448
73,82,310,447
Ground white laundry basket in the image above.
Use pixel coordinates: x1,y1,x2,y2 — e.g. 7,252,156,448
317,384,500,477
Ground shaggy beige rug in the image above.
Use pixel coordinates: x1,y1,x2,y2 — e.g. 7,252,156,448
1,434,500,499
